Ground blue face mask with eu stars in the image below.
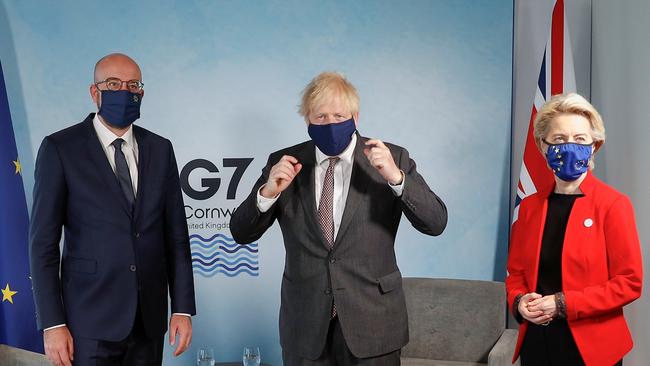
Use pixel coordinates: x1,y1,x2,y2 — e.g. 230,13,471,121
98,90,141,128
308,117,356,156
544,140,593,181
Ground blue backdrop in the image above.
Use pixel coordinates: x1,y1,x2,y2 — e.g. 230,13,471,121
0,1,513,365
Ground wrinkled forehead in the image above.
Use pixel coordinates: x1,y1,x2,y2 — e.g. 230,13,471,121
547,113,593,135
311,92,351,114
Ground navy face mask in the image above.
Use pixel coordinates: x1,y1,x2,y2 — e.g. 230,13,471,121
308,117,356,156
98,90,141,128
544,140,593,181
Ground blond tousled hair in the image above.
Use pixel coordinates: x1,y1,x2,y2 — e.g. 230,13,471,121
299,72,359,121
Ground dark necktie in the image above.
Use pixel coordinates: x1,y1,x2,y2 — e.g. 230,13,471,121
111,138,135,209
317,157,339,317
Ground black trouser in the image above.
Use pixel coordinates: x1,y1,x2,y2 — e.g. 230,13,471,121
72,305,163,366
282,316,401,366
521,319,622,366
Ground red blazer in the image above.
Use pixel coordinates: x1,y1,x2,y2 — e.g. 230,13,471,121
506,172,643,366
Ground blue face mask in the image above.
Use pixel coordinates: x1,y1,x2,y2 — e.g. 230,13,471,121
98,90,141,128
308,117,356,156
544,140,593,181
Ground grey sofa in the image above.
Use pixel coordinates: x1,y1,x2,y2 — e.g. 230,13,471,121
0,344,49,366
1,279,518,366
401,278,520,366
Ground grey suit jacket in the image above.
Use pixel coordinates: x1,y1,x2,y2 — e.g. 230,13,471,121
230,134,447,359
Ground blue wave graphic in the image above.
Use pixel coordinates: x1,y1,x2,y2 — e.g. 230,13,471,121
190,239,258,248
189,233,259,277
218,245,258,254
191,251,259,261
189,233,236,242
192,262,258,271
191,250,258,261
191,243,258,253
193,268,259,277
192,256,259,266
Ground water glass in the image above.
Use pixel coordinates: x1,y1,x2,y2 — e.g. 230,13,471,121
197,348,215,366
243,346,261,366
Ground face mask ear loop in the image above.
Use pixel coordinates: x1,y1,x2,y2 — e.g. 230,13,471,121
544,138,595,147
541,139,554,156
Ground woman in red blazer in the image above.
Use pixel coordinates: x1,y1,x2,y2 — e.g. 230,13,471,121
506,93,643,366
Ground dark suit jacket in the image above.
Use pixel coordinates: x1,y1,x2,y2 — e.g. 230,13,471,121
230,134,447,359
29,113,196,341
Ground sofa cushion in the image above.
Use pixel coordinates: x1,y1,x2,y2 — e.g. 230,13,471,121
401,357,486,366
401,278,506,363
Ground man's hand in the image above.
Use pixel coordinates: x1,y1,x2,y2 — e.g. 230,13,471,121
169,314,192,357
260,155,302,198
518,292,554,325
44,326,73,366
363,139,402,185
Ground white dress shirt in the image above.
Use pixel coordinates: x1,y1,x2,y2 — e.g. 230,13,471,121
313,134,356,239
256,134,405,241
93,114,139,196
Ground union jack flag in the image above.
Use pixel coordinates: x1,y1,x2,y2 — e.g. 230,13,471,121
513,0,576,222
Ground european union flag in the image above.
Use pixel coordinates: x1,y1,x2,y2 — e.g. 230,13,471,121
0,60,43,352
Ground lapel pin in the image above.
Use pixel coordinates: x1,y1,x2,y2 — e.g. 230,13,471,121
584,218,593,228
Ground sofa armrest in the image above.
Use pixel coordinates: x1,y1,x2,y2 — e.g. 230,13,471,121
488,329,520,366
0,344,49,366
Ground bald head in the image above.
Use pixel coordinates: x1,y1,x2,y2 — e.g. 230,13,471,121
93,53,142,83
90,53,144,126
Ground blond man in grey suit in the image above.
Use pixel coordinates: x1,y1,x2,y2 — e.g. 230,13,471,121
230,72,447,366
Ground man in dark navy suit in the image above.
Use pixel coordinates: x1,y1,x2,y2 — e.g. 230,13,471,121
29,53,196,366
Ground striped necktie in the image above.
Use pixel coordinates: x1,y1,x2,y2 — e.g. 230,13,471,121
317,157,339,317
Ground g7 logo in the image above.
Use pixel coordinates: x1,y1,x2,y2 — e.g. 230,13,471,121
180,158,253,200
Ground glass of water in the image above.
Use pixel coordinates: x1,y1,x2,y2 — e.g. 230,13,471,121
197,348,215,366
243,346,261,366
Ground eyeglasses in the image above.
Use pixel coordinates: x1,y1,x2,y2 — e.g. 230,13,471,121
95,77,144,92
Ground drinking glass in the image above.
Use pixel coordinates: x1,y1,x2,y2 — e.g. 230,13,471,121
243,346,261,366
197,348,215,366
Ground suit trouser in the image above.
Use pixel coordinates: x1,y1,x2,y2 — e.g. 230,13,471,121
282,316,401,366
520,319,622,366
72,305,164,366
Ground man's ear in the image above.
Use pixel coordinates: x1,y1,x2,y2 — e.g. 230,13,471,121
90,84,100,105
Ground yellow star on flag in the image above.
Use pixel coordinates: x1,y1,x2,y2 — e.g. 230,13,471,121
1,283,18,304
13,158,22,175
